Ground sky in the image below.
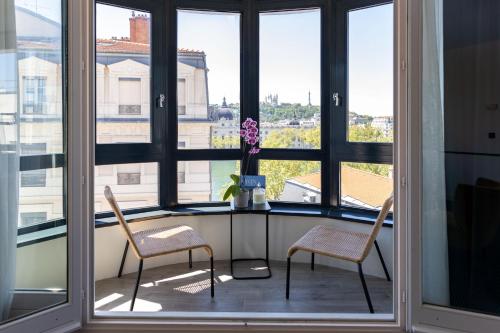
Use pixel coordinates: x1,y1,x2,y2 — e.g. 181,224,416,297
16,0,61,22
94,3,393,116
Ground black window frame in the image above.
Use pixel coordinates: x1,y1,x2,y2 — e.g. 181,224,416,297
93,0,394,219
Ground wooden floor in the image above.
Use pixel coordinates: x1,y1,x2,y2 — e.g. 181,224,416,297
95,260,392,313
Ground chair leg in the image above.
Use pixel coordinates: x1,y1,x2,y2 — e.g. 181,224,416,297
118,240,129,278
311,252,315,271
189,249,193,269
210,256,214,298
374,240,391,281
358,263,374,313
130,259,143,312
286,257,291,299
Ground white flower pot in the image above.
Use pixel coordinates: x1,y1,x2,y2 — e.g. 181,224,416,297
234,190,250,208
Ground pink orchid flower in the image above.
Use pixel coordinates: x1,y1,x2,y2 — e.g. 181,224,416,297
242,118,253,129
246,131,257,139
247,137,257,145
240,129,247,137
249,147,261,155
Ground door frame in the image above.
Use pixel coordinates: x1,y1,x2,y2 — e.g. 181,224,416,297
408,0,500,332
0,0,85,332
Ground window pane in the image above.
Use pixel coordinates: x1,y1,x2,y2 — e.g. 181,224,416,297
177,10,241,149
17,3,64,155
1,0,68,324
340,163,393,210
178,160,239,203
19,167,64,227
259,9,321,149
94,162,159,213
347,3,394,143
95,3,151,144
259,160,321,203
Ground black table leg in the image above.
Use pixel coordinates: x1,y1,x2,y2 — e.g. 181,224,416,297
266,212,269,265
230,211,233,276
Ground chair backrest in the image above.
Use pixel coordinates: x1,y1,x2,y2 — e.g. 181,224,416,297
360,193,394,261
104,186,142,258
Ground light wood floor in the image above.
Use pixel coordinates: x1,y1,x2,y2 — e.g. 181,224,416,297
95,260,392,313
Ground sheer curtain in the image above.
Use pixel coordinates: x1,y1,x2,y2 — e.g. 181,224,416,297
0,0,19,321
422,0,449,306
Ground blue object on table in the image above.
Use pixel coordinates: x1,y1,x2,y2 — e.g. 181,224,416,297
240,175,266,190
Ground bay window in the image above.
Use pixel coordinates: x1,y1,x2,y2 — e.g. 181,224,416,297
94,0,393,215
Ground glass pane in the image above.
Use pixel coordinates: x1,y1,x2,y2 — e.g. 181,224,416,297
94,162,159,213
95,3,151,144
178,160,239,203
259,160,321,203
177,10,240,149
340,163,393,210
259,9,321,149
347,3,393,143
19,168,64,227
0,0,67,324
421,0,500,318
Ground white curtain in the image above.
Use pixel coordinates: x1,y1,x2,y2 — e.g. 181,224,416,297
422,0,449,306
0,0,19,321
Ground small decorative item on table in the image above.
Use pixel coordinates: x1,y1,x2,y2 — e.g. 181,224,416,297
253,183,266,205
223,117,262,208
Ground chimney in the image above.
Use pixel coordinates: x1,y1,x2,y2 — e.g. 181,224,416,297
129,13,150,44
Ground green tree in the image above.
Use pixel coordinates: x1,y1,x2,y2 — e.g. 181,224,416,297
348,124,392,143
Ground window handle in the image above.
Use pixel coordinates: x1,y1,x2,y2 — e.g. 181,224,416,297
333,92,341,107
158,94,166,108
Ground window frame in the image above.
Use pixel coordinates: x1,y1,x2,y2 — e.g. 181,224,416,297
93,0,394,219
94,0,165,217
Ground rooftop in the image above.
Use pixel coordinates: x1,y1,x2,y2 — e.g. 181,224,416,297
290,165,392,208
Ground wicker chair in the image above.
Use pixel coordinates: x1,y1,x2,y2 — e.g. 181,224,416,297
286,194,393,313
104,186,214,311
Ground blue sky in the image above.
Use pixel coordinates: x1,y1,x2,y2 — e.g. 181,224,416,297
95,3,393,116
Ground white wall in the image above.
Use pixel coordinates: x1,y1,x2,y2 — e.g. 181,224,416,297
94,215,393,281
15,237,67,290
14,215,393,289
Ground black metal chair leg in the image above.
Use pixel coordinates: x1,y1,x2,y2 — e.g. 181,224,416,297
210,256,214,298
374,240,391,281
311,252,315,271
286,257,291,299
189,249,193,269
118,240,129,278
358,263,374,313
130,259,143,311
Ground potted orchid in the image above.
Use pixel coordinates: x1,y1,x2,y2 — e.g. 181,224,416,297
223,117,261,208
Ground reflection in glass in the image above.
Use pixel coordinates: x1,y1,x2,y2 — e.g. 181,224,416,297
347,3,393,143
177,10,241,149
95,3,152,144
0,0,67,324
259,9,321,149
259,160,321,203
422,0,500,316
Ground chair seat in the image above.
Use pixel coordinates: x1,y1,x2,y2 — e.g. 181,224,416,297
288,225,370,263
132,224,213,259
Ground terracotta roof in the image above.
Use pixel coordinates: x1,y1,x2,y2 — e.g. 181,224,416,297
96,39,205,55
290,165,392,208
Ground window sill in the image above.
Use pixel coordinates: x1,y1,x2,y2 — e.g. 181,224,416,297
17,226,67,248
94,204,393,229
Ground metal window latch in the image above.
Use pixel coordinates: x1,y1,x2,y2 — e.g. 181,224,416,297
333,92,341,107
158,94,166,108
